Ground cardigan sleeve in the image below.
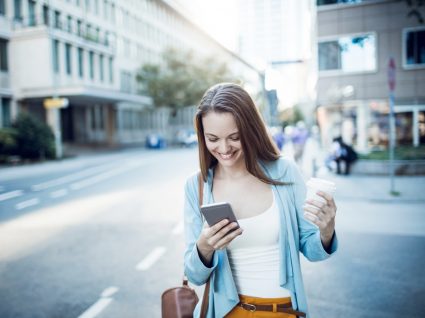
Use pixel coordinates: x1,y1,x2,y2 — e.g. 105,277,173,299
288,160,338,261
183,175,218,286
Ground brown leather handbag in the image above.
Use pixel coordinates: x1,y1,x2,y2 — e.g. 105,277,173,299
161,277,210,318
161,174,210,318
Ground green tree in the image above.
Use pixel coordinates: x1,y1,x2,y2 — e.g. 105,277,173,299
136,47,238,114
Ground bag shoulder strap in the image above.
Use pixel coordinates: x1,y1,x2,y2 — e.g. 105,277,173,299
197,173,210,318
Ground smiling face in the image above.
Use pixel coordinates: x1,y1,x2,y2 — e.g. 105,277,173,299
202,111,244,169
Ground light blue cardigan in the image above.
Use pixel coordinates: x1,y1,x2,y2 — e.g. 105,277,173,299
183,157,338,318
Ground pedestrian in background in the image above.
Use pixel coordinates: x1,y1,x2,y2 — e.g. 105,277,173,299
330,136,358,175
183,83,338,318
291,121,309,164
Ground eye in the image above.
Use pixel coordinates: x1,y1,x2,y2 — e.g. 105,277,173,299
208,138,218,143
229,136,240,141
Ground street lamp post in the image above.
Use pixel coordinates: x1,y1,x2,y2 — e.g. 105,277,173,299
388,57,399,196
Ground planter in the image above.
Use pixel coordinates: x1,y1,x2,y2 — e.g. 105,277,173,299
351,160,425,175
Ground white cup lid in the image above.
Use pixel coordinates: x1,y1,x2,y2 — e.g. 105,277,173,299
306,178,336,191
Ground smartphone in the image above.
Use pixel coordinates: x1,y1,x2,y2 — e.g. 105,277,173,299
200,202,240,230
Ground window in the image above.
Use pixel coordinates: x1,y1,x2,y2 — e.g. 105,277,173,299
404,28,425,68
67,15,72,33
94,0,99,14
91,107,96,129
65,43,72,75
52,39,59,73
103,0,107,18
99,106,104,129
0,0,6,16
78,47,84,78
89,51,94,80
14,0,22,21
111,3,115,23
104,31,109,45
317,0,362,5
109,57,113,83
28,0,36,26
318,33,376,73
0,39,8,71
87,24,92,38
54,10,61,29
42,5,49,25
77,19,82,36
99,54,104,82
120,71,132,93
1,98,11,128
85,0,90,12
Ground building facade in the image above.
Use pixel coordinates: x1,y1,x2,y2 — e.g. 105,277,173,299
0,0,260,152
237,0,317,126
316,0,425,152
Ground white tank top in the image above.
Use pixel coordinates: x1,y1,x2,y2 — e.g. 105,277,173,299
227,191,291,298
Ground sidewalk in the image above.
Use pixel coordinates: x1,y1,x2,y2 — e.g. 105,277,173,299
292,137,425,203
312,169,425,203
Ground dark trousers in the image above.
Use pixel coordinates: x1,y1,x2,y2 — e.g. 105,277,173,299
335,157,351,175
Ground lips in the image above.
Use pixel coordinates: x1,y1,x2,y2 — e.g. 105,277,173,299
217,151,236,160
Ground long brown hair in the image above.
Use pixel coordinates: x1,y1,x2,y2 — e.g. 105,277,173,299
195,83,285,185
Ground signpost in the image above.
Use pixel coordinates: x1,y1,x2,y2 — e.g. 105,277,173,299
43,98,69,109
43,98,69,159
387,58,398,195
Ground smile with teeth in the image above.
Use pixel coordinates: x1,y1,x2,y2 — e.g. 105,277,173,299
218,151,236,160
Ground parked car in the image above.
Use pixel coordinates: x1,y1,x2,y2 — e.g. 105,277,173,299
175,129,198,147
146,134,167,149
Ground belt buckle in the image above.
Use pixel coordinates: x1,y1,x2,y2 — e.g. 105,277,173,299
241,303,256,312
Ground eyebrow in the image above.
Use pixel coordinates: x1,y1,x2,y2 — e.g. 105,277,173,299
205,132,239,138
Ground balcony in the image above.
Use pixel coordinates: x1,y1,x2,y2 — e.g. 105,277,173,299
12,14,113,49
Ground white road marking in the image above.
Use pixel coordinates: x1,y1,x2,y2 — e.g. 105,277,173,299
70,162,144,191
136,247,166,271
172,221,184,235
31,163,117,191
50,189,68,199
15,198,40,210
101,286,119,298
0,190,24,202
77,298,113,318
77,286,119,318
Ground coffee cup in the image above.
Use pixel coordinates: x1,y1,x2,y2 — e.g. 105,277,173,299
305,178,336,204
304,178,336,226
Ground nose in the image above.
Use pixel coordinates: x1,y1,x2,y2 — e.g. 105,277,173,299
218,140,231,153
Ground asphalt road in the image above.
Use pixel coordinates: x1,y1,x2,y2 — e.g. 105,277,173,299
0,148,424,318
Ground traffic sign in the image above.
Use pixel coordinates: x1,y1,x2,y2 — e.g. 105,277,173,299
388,58,396,92
43,98,69,109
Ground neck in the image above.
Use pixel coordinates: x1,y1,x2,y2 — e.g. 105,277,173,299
215,161,250,180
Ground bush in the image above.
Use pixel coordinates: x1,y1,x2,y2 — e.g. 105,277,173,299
0,128,17,153
12,113,56,160
358,145,425,160
0,128,18,162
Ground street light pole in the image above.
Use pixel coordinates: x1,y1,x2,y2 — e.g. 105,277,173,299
387,57,399,196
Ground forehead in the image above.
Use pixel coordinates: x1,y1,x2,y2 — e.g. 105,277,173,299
202,112,238,135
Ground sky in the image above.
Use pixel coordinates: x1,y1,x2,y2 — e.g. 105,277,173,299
175,0,239,51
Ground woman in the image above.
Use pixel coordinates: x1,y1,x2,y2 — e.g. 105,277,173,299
184,83,338,318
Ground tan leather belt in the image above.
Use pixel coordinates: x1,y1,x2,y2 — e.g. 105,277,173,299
238,302,307,317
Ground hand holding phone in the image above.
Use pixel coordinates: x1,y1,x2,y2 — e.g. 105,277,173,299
200,202,240,229
196,202,243,261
